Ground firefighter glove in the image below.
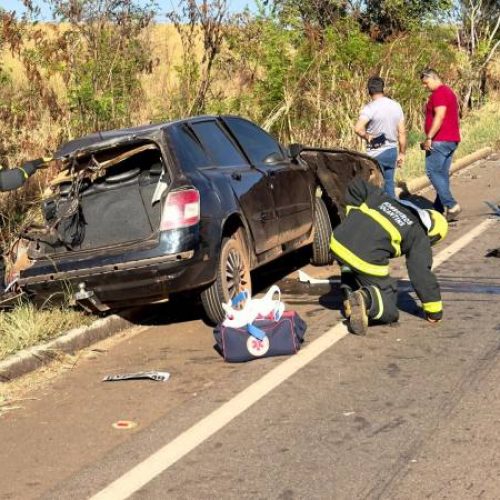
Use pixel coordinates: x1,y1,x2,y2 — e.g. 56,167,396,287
21,158,45,176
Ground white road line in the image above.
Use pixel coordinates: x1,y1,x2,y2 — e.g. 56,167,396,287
90,216,495,500
432,218,496,268
91,323,349,500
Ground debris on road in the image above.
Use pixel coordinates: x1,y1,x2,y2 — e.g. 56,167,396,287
298,270,338,285
486,248,500,258
112,420,138,430
484,201,500,217
102,371,170,382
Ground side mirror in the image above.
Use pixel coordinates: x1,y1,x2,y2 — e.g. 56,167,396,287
288,143,304,161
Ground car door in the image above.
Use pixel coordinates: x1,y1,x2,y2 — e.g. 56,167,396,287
222,117,314,244
189,119,279,253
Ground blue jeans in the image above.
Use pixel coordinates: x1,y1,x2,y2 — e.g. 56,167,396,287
372,148,398,198
425,141,458,212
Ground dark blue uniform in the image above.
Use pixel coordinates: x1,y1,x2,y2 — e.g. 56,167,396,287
330,178,443,323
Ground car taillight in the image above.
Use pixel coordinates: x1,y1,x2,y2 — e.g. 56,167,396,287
160,188,200,231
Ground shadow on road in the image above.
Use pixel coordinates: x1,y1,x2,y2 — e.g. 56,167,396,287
114,247,317,327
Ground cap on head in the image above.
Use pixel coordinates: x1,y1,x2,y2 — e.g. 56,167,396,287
426,209,448,246
368,76,384,96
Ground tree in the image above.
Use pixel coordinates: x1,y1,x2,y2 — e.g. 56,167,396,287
269,0,348,29
50,0,157,132
269,0,452,39
355,0,453,40
167,0,229,115
455,0,500,110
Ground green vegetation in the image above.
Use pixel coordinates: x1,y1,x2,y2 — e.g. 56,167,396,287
1,0,500,361
0,300,92,361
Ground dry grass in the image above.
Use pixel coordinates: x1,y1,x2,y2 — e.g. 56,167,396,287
1,24,202,126
1,24,500,366
0,302,91,361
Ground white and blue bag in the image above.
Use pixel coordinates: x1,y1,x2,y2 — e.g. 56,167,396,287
213,286,307,362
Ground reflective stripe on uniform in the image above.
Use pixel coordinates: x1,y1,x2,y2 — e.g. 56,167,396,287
330,234,389,277
372,286,384,320
360,203,402,257
422,301,443,313
346,203,402,257
18,167,29,179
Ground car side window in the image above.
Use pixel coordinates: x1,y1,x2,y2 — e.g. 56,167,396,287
191,121,248,168
224,117,285,165
167,125,211,172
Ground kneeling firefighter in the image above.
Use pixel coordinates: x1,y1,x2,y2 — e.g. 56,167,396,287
330,177,448,335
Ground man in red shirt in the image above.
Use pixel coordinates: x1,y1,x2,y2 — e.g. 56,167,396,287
421,68,461,221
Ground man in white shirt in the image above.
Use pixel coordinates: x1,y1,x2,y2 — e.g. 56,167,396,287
354,76,406,198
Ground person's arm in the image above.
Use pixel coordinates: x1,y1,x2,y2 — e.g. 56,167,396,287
405,229,443,322
354,116,372,143
423,106,446,151
397,118,407,167
0,159,45,192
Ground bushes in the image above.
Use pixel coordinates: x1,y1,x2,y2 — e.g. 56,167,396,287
0,3,499,231
222,16,461,148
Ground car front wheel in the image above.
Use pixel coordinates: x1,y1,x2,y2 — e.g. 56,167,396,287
201,230,252,324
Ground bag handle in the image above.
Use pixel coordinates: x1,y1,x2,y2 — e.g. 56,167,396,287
221,285,284,329
247,323,266,341
262,284,280,304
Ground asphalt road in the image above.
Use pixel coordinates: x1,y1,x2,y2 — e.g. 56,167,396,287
0,157,499,500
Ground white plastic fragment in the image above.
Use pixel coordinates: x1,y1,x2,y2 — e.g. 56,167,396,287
102,371,170,382
298,270,338,285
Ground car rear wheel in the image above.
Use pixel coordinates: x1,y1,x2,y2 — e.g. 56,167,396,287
311,197,333,265
201,230,252,324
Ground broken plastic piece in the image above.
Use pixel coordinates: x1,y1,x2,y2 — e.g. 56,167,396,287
112,420,138,430
484,201,500,217
298,269,338,285
103,371,170,382
4,278,19,293
486,248,500,258
152,175,167,205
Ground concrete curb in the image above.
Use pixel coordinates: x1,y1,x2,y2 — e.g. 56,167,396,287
0,310,143,382
400,146,493,194
0,146,494,383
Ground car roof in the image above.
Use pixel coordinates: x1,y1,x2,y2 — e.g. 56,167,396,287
54,115,221,159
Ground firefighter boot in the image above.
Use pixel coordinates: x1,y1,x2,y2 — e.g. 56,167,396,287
341,286,352,318
348,290,370,336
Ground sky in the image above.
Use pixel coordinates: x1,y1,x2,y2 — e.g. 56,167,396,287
2,0,256,20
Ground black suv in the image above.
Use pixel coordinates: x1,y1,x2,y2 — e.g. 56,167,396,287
7,116,381,323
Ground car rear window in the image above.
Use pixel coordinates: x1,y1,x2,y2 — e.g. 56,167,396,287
224,117,285,165
167,125,211,172
191,121,248,167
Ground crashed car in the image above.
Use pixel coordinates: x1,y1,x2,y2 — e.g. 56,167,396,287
4,116,382,323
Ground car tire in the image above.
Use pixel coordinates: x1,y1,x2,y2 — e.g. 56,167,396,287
201,230,252,325
311,197,333,265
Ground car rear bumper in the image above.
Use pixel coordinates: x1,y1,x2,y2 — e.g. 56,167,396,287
20,249,217,308
18,228,219,308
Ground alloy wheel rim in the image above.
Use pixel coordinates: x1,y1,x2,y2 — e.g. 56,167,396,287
225,248,249,299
